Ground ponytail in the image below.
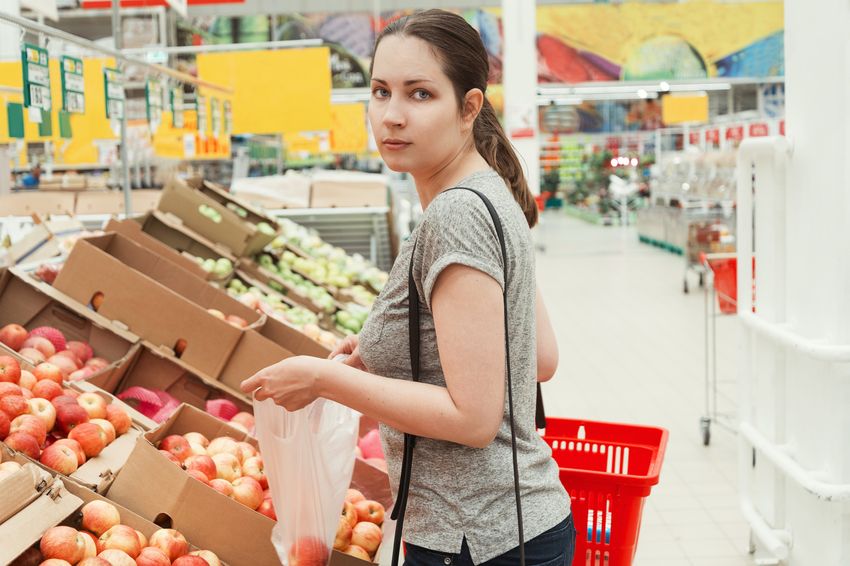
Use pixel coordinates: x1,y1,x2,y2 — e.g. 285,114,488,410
473,98,539,228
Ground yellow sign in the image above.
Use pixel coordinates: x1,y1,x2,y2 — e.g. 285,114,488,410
662,94,709,125
330,103,367,154
197,47,332,135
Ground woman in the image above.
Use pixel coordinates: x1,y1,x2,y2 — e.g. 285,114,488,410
241,9,574,565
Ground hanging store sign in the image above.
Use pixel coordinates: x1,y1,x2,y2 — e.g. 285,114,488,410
211,97,221,138
749,123,769,137
779,120,785,136
725,125,744,142
60,56,85,114
103,67,125,119
21,43,51,111
171,87,185,129
197,94,208,138
223,100,232,136
688,131,700,145
705,129,720,144
146,80,164,131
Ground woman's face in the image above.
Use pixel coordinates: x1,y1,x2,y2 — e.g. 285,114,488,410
368,35,470,177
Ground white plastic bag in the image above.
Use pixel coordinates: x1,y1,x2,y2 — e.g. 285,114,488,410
253,396,360,566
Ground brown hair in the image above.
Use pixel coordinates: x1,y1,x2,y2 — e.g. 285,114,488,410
372,9,539,228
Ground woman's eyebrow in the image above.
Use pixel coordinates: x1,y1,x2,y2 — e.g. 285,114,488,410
370,77,434,86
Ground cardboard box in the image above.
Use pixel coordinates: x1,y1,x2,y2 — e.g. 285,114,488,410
107,404,280,566
231,173,312,209
52,233,262,377
0,191,76,216
0,267,139,388
134,210,237,282
0,443,54,527
6,215,87,266
104,217,210,280
131,188,162,213
261,315,332,359
74,190,125,215
310,171,388,209
157,176,280,257
216,329,295,393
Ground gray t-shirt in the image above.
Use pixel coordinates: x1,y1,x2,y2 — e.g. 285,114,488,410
359,169,570,563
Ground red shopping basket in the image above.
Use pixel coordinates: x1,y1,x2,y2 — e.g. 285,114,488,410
700,253,756,315
543,418,668,566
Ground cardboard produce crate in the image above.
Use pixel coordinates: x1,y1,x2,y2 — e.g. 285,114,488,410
0,267,139,388
239,256,341,315
157,176,280,257
52,233,262,378
5,216,87,266
261,315,332,359
0,443,55,528
310,171,388,208
130,188,162,213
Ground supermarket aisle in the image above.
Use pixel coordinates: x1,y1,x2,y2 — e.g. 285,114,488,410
536,213,752,566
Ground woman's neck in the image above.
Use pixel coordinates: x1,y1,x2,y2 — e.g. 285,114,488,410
413,147,491,210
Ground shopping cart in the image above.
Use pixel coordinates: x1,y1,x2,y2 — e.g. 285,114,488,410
682,217,735,294
699,252,748,446
542,418,668,566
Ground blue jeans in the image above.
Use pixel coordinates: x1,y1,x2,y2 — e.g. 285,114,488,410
404,514,576,566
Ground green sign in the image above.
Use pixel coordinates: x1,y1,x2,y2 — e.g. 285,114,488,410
197,94,207,137
60,56,85,114
146,79,163,129
211,97,221,138
21,43,51,111
103,67,124,119
171,87,184,129
223,100,232,136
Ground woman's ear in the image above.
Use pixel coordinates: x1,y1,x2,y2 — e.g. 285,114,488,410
463,88,485,128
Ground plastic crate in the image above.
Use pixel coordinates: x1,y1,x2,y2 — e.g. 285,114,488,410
542,418,668,566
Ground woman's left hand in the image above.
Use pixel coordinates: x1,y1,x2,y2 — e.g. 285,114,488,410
240,356,329,411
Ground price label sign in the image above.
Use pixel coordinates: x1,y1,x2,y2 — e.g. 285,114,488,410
146,79,163,130
61,56,85,114
211,97,221,138
197,94,207,138
171,87,184,129
223,100,232,136
22,43,51,111
103,67,124,119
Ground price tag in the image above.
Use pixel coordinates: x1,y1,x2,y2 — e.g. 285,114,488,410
103,67,124,119
197,94,207,138
211,97,221,138
146,80,163,131
223,100,232,136
171,87,184,129
61,56,85,114
21,43,51,111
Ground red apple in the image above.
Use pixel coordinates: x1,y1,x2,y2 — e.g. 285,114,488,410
54,439,86,466
354,500,385,525
36,559,71,566
287,536,330,566
40,526,85,564
135,547,170,566
209,478,234,497
341,501,358,529
80,531,98,559
235,441,257,463
173,557,208,566
51,351,82,370
20,388,32,401
257,498,276,520
334,515,353,550
207,436,240,459
345,488,365,504
190,550,221,566
69,367,96,381
27,398,57,431
33,363,63,385
0,355,21,384
11,414,47,446
61,388,80,399
159,449,181,466
96,549,136,566
19,370,37,391
40,443,79,474
159,434,191,462
225,315,249,329
242,455,268,489
232,476,263,510
68,422,107,458
183,431,209,447
0,382,21,398
78,558,111,566
358,429,384,460
185,454,217,482
97,524,141,558
0,394,28,419
0,410,9,440
230,412,255,431
80,499,121,536
51,395,78,409
105,405,131,435
351,522,382,554
211,453,241,482
32,380,63,401
85,357,109,371
22,336,55,359
135,530,147,549
0,323,27,351
148,529,189,562
186,469,211,485
55,403,89,436
66,341,94,364
187,441,207,457
19,347,46,364
76,393,107,419
89,419,116,444
342,545,371,560
4,431,39,458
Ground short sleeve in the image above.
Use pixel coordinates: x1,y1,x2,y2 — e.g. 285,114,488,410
418,190,505,310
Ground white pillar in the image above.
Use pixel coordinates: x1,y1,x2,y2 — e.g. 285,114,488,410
501,0,540,195
0,0,21,62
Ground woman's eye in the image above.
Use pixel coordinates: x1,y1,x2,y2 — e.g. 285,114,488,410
372,88,389,99
412,89,431,101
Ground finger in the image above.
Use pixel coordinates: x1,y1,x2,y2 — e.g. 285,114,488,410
240,372,264,394
254,386,271,402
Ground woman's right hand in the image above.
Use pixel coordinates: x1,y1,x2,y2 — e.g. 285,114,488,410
328,334,366,371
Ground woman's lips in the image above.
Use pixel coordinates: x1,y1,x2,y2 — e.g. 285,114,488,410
382,140,411,151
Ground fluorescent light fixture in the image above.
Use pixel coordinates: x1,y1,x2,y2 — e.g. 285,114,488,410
331,88,370,104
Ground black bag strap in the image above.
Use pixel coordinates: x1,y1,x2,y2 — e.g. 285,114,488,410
390,186,534,566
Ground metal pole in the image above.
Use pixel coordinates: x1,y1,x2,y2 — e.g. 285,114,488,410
112,2,132,217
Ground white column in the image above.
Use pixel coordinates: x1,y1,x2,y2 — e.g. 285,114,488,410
501,0,540,195
0,0,21,62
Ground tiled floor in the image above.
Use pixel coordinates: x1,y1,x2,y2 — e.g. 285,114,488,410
536,212,754,566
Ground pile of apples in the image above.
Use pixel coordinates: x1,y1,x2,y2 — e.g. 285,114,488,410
156,430,275,519
204,309,249,329
0,323,109,382
334,488,384,562
25,499,221,566
0,355,133,475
